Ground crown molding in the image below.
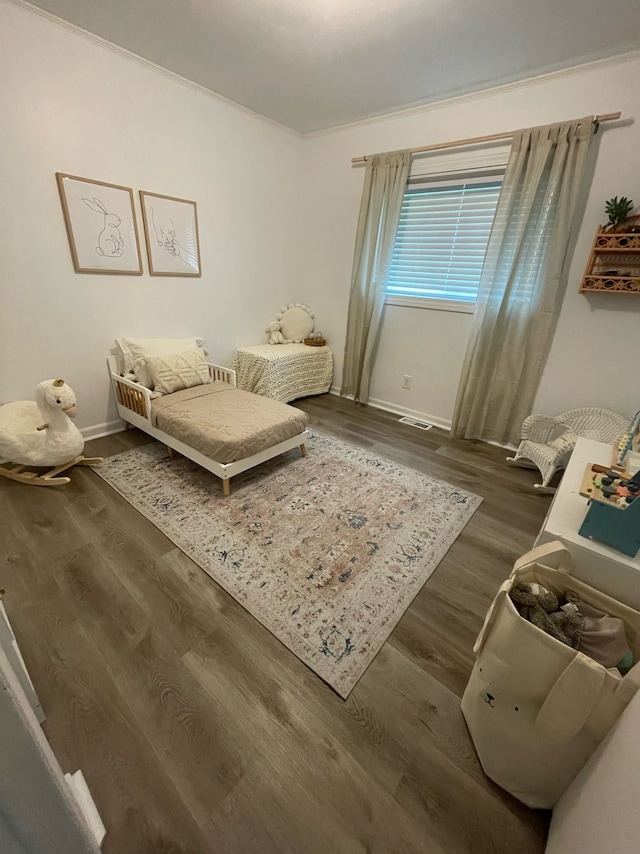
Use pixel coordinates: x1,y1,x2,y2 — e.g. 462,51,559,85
5,0,301,139
304,47,640,139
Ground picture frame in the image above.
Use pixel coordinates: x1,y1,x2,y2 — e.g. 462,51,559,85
139,191,201,277
55,173,142,274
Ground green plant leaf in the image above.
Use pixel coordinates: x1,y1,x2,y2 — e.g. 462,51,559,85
604,196,634,225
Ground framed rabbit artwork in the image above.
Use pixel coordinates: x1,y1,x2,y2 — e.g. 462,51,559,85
139,191,201,277
56,173,143,274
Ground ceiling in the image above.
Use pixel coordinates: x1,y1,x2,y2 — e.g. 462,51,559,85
26,0,640,133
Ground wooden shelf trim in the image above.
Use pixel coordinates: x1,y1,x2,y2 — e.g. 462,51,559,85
580,226,640,295
580,276,640,293
595,237,640,250
593,246,640,252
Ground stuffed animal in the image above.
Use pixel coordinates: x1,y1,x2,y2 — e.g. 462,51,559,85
265,321,285,345
0,379,102,486
510,581,583,649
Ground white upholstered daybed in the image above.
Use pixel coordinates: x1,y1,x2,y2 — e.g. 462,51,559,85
107,345,309,496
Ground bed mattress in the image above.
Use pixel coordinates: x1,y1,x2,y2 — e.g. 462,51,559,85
150,381,308,464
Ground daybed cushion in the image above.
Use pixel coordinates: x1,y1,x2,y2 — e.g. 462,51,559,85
145,347,211,395
115,336,205,388
150,382,308,464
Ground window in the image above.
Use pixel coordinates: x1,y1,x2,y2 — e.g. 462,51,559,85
386,175,502,311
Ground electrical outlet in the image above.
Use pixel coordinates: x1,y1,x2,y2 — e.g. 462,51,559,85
402,375,412,389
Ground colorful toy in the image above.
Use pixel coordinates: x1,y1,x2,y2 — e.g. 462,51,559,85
616,410,640,469
579,464,640,556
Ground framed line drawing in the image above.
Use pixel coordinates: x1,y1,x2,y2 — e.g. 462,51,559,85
139,191,201,277
56,173,142,274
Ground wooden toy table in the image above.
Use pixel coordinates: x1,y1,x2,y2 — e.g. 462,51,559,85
535,438,640,608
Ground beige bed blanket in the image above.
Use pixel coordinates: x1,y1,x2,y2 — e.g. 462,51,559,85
150,382,308,464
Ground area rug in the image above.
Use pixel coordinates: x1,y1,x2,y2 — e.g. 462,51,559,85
94,430,481,697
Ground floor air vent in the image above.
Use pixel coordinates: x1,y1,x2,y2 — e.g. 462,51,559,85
398,416,433,430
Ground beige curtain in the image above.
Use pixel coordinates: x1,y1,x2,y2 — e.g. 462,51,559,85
341,150,411,403
451,118,596,445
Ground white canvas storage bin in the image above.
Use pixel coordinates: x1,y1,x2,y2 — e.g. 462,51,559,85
461,541,640,809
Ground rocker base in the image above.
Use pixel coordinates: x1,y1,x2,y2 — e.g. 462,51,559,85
0,456,103,487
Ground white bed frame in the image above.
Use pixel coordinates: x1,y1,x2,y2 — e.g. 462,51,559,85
107,355,309,496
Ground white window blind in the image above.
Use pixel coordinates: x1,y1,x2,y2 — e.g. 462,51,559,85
386,178,502,304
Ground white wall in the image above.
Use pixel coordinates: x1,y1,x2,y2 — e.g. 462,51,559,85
0,1,301,435
2,2,639,438
299,55,640,427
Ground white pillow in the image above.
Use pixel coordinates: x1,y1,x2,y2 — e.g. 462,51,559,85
145,347,211,395
115,337,205,388
548,430,579,453
278,306,314,343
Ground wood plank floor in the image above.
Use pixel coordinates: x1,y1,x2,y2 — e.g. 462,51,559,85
0,394,553,853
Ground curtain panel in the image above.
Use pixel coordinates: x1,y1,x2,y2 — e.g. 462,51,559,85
451,117,596,445
341,150,411,403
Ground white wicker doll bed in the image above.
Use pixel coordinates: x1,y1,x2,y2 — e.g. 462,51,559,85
107,355,309,496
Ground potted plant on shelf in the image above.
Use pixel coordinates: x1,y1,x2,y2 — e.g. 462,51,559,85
603,196,637,232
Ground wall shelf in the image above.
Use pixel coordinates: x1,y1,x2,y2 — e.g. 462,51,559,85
580,226,640,294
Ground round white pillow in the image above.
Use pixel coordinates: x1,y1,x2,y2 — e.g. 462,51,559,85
278,305,314,343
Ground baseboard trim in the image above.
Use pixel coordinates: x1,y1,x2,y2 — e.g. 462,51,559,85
368,397,452,431
81,420,124,441
328,387,452,432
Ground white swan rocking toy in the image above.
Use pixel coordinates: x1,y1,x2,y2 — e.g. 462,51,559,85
0,379,102,486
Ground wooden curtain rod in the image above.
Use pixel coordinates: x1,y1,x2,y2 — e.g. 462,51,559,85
350,112,622,164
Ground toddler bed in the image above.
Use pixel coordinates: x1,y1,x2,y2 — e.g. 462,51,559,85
107,340,309,496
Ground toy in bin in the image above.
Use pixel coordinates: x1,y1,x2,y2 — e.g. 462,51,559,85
579,465,640,557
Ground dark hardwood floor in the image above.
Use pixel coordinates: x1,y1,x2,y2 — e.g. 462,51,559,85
0,394,553,853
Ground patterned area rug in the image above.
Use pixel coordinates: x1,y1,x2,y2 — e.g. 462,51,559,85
95,431,481,697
